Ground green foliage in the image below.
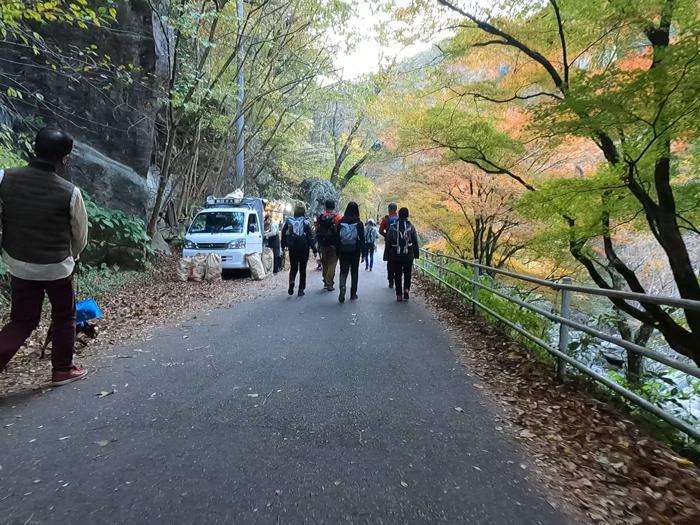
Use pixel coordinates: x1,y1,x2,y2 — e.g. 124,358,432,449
0,0,117,41
0,143,22,168
422,108,524,164
0,125,32,168
425,260,554,356
82,193,153,270
74,264,140,299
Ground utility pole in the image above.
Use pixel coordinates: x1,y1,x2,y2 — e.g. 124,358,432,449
234,0,245,190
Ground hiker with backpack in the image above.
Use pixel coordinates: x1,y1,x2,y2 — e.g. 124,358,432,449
281,205,317,297
336,202,365,303
386,207,420,302
316,200,342,291
380,203,399,288
363,218,378,271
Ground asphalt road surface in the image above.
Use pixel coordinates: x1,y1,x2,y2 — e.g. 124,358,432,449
1,259,566,524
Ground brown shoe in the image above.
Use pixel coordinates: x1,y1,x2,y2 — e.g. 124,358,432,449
52,366,88,386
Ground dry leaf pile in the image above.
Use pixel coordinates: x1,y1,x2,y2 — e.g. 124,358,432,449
416,278,700,525
0,256,285,395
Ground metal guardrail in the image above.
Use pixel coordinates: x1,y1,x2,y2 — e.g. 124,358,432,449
415,249,700,441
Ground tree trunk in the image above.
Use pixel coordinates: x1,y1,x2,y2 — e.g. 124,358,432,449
148,125,177,237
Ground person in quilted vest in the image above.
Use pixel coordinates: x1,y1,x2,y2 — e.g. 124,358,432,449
0,127,89,386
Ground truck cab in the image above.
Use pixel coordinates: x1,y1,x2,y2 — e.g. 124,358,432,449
183,196,264,269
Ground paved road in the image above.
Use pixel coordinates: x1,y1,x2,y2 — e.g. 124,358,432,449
1,260,566,524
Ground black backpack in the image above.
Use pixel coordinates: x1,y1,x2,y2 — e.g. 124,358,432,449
388,220,414,256
316,213,337,246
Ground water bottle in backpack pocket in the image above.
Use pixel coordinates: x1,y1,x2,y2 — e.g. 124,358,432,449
339,222,359,253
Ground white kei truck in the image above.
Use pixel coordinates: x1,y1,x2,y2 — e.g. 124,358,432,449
182,195,265,270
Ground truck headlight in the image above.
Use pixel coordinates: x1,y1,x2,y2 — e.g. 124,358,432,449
228,239,246,249
184,239,197,249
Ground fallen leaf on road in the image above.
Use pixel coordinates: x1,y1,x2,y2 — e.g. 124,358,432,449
94,440,112,447
96,390,115,398
672,456,694,467
58,436,70,441
454,407,464,413
400,481,408,488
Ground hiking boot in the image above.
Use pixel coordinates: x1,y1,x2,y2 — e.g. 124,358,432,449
298,290,305,297
339,287,346,303
403,290,410,301
388,281,394,289
350,294,358,301
327,286,335,292
51,366,88,386
288,285,294,296
396,294,403,302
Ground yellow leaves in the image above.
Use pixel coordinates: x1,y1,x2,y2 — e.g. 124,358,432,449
671,455,695,467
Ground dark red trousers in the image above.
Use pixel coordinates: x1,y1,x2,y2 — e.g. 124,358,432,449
0,275,75,372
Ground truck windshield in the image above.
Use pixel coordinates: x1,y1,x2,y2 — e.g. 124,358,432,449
189,211,245,234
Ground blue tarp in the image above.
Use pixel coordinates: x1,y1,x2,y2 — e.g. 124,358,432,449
76,298,102,326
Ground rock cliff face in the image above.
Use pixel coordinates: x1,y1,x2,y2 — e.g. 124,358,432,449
0,0,168,216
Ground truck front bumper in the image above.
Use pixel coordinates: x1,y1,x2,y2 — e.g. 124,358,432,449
182,249,248,269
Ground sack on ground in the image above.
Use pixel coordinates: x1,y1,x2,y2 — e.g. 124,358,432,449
262,247,274,275
177,257,194,282
246,252,266,280
204,253,223,282
191,254,207,282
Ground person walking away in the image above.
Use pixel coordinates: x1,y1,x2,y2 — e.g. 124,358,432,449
364,218,378,271
0,127,89,385
380,203,399,288
361,220,369,267
264,214,282,273
386,207,420,302
281,205,316,297
336,202,364,303
316,200,341,291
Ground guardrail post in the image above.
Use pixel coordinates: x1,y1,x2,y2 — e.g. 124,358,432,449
471,262,480,314
557,277,572,382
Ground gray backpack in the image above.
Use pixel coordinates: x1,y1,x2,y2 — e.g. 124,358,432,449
339,223,359,253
